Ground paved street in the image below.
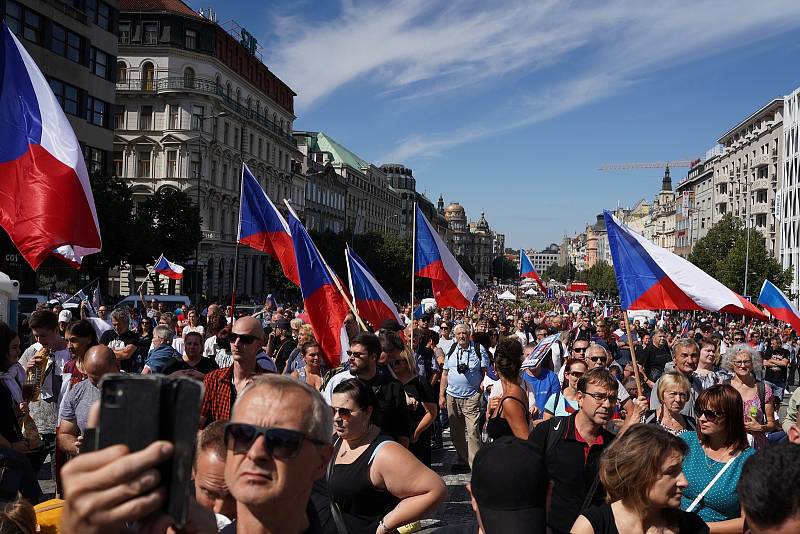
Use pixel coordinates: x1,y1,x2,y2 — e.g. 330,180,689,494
422,428,478,531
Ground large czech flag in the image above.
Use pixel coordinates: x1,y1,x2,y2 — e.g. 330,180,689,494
605,211,765,319
154,255,184,280
0,23,101,270
414,205,477,309
237,164,299,285
757,280,800,333
346,246,403,329
520,249,546,292
286,208,350,368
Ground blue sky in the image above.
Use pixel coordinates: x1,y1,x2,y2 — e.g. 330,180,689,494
208,0,800,250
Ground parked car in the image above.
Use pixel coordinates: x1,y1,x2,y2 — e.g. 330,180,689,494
116,294,191,313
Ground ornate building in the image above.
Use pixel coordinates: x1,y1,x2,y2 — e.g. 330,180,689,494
647,167,676,251
439,202,500,285
380,164,448,241
114,0,304,299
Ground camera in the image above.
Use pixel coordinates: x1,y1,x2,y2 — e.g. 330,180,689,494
457,363,469,374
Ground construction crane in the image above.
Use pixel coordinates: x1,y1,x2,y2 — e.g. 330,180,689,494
598,160,701,171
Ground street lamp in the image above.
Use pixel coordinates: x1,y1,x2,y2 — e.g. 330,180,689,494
193,110,227,305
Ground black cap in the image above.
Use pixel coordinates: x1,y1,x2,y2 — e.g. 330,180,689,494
276,318,291,331
471,436,545,533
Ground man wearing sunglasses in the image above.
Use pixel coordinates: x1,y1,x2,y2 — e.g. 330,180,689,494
223,375,333,534
200,317,268,428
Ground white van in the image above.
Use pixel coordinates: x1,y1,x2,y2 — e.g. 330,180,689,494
116,294,191,312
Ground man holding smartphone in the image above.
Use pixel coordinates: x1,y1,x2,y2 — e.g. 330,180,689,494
200,317,267,427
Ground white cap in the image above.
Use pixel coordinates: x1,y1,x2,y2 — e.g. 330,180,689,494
58,310,73,323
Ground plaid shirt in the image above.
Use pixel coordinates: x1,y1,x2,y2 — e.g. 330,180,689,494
200,364,264,427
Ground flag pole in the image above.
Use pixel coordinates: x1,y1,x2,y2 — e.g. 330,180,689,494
344,244,361,322
137,255,162,294
283,200,368,331
231,165,246,316
410,202,417,353
622,310,644,398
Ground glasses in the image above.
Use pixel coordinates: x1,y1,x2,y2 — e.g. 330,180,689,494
572,347,588,353
697,409,724,422
733,337,744,342
347,350,368,358
224,423,327,459
733,360,752,367
569,371,584,378
589,356,607,363
390,359,406,368
441,326,450,330
229,333,259,345
583,391,618,404
331,407,356,420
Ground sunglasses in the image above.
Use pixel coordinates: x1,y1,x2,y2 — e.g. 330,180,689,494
390,359,406,368
697,409,724,422
572,347,588,353
229,333,259,345
347,350,368,358
331,407,356,420
569,371,584,378
224,422,326,459
589,356,607,363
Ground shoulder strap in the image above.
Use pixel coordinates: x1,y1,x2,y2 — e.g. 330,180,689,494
757,380,767,424
326,438,349,534
579,472,602,515
545,415,569,457
685,452,741,513
552,388,562,415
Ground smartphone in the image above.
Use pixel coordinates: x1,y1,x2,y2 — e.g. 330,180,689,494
96,374,204,528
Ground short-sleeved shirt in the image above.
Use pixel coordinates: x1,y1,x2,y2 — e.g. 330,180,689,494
100,329,140,372
679,432,754,522
444,343,489,398
763,347,789,384
162,357,219,376
521,369,561,420
200,365,264,426
58,379,100,435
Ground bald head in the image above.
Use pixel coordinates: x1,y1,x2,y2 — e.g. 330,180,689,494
83,345,119,385
232,316,265,339
231,316,265,364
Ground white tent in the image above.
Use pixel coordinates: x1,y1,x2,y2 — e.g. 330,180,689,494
524,288,537,296
497,290,516,301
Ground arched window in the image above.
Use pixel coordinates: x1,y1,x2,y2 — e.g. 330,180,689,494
183,67,195,88
215,75,221,89
117,61,127,83
226,82,231,98
256,101,260,115
247,97,252,110
141,61,154,91
236,89,241,105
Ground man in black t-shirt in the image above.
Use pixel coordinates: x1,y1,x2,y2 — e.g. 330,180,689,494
763,336,790,399
638,329,672,384
163,331,219,380
266,319,296,373
99,308,140,373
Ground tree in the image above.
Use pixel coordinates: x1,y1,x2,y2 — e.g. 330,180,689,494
132,188,203,265
544,262,577,283
81,174,137,275
689,213,742,275
492,255,517,282
577,261,617,297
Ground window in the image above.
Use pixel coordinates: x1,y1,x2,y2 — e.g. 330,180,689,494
119,23,130,44
144,23,158,44
117,61,127,83
96,2,111,31
166,150,177,177
222,164,228,189
223,122,230,145
185,29,196,50
208,206,215,230
114,105,125,129
141,62,154,90
48,78,79,116
5,1,23,37
234,128,239,149
113,151,123,177
85,96,108,127
190,152,200,178
84,146,106,175
168,105,179,129
139,105,153,130
137,150,152,178
89,47,109,79
191,105,204,130
258,138,263,159
23,9,41,43
211,160,218,186
184,67,195,88
249,134,254,154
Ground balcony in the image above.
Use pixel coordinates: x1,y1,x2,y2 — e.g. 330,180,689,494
116,76,297,145
751,203,770,215
752,154,770,168
751,178,770,191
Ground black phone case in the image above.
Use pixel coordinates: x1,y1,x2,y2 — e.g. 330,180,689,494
97,374,203,528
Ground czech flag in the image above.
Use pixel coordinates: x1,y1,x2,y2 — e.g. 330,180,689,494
154,255,184,280
0,23,101,270
757,280,800,334
237,164,299,285
604,211,765,319
286,208,350,369
346,246,403,329
520,249,546,292
414,205,477,309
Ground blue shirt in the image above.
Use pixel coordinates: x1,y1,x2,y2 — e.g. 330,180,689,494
679,432,754,522
444,342,489,398
521,368,560,420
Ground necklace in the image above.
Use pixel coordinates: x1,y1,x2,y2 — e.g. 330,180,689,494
702,444,732,469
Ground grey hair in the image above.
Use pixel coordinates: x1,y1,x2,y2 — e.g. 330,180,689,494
671,338,699,359
453,323,472,335
111,308,130,323
153,324,173,343
236,374,333,443
721,343,763,374
586,343,609,358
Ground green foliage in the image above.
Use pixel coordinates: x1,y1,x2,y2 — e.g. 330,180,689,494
491,255,517,281
544,262,578,283
577,261,618,297
131,188,203,265
81,174,137,273
689,213,792,297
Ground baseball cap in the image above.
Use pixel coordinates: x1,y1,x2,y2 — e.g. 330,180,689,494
275,318,291,331
471,436,545,533
58,310,72,323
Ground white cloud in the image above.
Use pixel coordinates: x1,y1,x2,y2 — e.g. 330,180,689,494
268,0,800,159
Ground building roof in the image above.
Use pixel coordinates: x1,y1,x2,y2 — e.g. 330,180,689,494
717,98,783,144
303,132,370,170
119,0,202,18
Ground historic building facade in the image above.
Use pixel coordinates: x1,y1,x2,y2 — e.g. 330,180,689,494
440,202,501,285
114,0,304,298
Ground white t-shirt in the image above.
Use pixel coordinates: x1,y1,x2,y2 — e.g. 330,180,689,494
437,337,456,355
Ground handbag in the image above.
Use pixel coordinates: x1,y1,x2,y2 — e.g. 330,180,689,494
686,452,741,512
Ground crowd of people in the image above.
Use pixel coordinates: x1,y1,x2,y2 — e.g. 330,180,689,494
0,290,799,532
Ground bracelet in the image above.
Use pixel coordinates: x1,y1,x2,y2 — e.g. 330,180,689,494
379,519,395,533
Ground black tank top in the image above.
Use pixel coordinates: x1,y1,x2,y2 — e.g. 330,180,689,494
485,395,529,440
582,504,710,534
328,436,400,532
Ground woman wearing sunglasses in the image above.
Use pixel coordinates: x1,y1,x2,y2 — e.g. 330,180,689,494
640,372,696,436
388,348,437,467
679,384,754,532
542,357,586,419
722,345,777,450
572,424,709,534
328,379,446,533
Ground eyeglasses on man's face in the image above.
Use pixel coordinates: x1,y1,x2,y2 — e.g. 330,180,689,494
583,391,618,404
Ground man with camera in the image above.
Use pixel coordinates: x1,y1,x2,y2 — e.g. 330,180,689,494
439,323,489,472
